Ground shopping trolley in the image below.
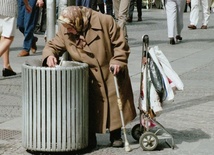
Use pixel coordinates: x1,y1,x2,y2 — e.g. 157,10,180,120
131,35,175,151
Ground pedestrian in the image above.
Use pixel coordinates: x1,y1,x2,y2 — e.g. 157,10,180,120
76,0,91,8
127,0,142,22
211,0,214,12
0,0,31,76
164,0,186,45
17,0,44,57
91,0,105,13
112,0,130,41
106,0,114,17
42,6,136,150
188,0,212,29
184,0,191,12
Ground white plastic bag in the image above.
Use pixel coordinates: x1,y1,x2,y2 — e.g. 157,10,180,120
153,46,184,91
149,47,175,101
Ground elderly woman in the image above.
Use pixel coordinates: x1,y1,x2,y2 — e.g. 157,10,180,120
42,6,136,150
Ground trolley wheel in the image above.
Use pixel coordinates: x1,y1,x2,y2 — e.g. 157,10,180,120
139,132,158,151
131,124,144,141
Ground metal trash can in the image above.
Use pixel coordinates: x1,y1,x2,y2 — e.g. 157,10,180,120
22,60,89,152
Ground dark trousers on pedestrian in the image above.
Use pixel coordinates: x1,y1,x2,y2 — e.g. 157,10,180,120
128,0,142,21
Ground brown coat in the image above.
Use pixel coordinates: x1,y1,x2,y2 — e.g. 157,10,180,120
42,11,136,133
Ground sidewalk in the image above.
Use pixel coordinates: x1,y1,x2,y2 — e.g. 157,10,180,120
0,8,214,155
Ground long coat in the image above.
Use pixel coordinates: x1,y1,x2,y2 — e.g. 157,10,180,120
42,10,136,133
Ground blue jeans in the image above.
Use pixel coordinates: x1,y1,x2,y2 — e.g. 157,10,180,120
76,0,91,8
17,0,39,52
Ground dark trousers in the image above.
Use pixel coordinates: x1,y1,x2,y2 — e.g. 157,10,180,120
110,128,121,142
128,0,142,19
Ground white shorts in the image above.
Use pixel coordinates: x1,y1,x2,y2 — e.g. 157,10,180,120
0,15,16,38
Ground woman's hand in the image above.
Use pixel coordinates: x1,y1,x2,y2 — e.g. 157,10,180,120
109,64,121,75
23,0,32,13
47,56,57,67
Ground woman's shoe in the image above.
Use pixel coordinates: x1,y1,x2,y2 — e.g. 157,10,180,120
169,38,175,45
176,35,182,41
2,68,16,77
111,138,124,147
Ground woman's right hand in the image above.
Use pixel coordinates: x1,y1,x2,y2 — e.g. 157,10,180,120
46,56,57,67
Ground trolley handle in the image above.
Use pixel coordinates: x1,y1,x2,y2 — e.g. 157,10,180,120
110,66,114,73
143,35,149,47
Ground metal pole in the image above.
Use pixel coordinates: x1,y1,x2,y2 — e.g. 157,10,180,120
58,0,76,14
46,0,56,41
58,0,68,15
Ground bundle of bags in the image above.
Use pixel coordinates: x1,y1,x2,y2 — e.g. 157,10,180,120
140,46,184,116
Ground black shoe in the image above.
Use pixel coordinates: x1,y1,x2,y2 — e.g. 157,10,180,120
2,68,16,77
138,17,142,21
31,36,38,53
126,17,132,23
176,35,182,41
169,38,175,45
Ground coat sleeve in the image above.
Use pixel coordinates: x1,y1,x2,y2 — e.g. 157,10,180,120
107,16,130,69
42,24,67,64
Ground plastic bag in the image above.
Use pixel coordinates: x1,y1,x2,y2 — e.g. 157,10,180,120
153,46,184,91
149,47,175,101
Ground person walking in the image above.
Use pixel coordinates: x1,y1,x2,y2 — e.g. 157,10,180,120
17,0,44,57
188,0,212,29
0,0,31,76
112,0,130,41
165,0,186,45
106,0,114,17
127,0,142,22
42,6,136,150
184,0,191,12
91,0,105,13
76,0,91,8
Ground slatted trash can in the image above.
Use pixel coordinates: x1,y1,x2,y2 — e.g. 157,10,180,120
22,61,89,152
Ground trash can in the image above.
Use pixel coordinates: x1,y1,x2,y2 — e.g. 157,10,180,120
22,60,89,152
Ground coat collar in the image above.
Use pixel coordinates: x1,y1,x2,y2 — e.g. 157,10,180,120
85,11,102,45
